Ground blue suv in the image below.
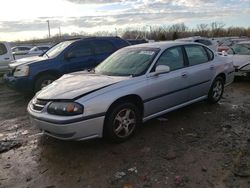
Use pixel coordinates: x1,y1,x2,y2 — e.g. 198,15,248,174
4,37,130,93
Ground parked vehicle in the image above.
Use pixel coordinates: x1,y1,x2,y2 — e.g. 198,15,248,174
127,39,148,45
176,37,218,51
27,41,234,142
28,45,51,55
4,37,130,92
227,41,250,77
217,37,250,52
0,42,14,73
12,46,32,56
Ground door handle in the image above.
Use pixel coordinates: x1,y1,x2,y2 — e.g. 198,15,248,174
4,58,10,60
210,65,215,70
181,72,188,78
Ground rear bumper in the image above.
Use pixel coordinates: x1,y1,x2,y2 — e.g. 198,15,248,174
3,74,33,92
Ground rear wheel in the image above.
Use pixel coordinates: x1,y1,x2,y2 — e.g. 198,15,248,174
34,74,57,93
207,76,224,104
104,103,141,143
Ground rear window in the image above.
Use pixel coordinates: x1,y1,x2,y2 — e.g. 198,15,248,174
0,43,7,55
195,39,212,46
20,47,30,51
38,47,50,51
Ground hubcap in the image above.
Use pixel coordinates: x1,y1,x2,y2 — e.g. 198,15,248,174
41,80,53,89
113,108,136,138
212,80,223,101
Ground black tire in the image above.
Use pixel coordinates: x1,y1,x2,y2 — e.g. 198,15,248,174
207,76,224,104
34,74,57,93
103,103,141,143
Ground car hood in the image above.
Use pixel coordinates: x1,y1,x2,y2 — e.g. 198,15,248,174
36,72,130,100
9,56,47,68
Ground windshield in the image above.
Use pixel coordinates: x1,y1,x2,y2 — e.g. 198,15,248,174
229,43,250,55
43,40,75,58
95,47,159,77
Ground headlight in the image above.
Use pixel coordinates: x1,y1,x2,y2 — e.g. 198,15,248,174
240,64,250,71
13,65,29,77
47,102,83,116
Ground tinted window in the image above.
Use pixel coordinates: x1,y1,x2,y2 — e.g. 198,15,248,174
20,47,30,51
231,44,250,55
185,45,209,66
92,40,115,55
205,47,214,61
0,43,7,55
38,47,50,51
195,39,212,46
156,47,184,71
68,42,92,58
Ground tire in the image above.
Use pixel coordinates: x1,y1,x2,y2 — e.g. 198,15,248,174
207,76,224,104
34,74,57,93
104,103,141,143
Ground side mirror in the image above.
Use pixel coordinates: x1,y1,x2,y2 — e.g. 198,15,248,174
154,65,170,76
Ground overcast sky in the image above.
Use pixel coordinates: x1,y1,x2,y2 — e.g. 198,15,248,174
0,0,249,41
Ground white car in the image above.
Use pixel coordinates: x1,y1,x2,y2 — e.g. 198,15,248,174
11,46,31,55
28,46,51,55
0,42,14,73
176,37,218,51
227,41,250,77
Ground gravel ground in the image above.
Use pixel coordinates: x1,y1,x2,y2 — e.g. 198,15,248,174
0,79,250,188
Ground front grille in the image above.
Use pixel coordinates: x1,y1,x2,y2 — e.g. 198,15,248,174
32,99,50,111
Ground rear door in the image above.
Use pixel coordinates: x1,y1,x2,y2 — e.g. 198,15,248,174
183,44,215,100
63,41,96,73
91,40,116,65
0,43,13,72
144,46,189,116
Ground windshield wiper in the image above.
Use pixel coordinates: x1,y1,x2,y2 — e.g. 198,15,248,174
44,53,49,58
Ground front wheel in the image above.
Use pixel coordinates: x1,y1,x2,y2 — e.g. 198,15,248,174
207,77,224,104
34,74,57,93
104,103,141,143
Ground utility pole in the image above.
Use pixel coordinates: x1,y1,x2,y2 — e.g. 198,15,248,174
115,28,118,36
47,20,51,39
59,26,61,38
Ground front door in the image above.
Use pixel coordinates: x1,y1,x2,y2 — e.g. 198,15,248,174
144,46,189,117
63,41,96,74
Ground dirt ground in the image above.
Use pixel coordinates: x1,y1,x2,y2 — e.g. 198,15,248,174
0,79,250,188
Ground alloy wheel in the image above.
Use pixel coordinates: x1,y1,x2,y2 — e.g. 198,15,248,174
113,108,136,138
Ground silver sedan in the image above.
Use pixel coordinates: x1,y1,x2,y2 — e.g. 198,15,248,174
28,42,235,142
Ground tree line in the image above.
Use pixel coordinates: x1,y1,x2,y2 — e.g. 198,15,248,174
14,22,250,45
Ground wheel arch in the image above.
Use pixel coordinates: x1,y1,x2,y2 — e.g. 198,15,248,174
33,70,61,91
216,72,226,83
105,94,144,121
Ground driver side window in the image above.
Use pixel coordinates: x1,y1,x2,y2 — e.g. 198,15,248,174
68,42,93,58
156,47,184,71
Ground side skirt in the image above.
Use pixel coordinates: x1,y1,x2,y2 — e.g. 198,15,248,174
142,96,207,122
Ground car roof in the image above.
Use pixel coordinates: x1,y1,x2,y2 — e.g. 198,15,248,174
237,40,250,44
125,41,201,50
176,37,210,41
